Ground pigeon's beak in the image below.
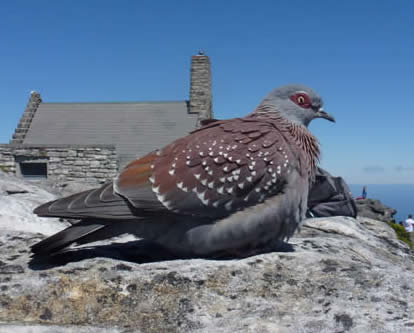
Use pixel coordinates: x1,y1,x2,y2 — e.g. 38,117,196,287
315,108,335,123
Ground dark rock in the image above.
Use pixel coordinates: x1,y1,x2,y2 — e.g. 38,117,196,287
355,198,397,222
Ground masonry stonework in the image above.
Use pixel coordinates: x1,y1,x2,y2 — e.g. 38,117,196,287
11,91,42,144
190,52,213,127
0,144,118,184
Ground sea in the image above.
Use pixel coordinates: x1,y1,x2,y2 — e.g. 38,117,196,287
349,184,414,223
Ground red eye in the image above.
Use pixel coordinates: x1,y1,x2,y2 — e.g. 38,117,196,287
290,93,312,109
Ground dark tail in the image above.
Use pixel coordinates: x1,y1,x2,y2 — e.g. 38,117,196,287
31,219,107,255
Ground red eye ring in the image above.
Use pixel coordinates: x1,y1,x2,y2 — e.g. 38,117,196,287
290,93,312,109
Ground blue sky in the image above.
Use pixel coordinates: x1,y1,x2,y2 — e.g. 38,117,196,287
1,0,413,184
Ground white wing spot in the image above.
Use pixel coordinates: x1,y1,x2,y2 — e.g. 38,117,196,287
208,181,214,189
238,182,245,189
217,186,224,194
195,174,201,180
169,169,175,175
225,200,233,210
196,190,209,205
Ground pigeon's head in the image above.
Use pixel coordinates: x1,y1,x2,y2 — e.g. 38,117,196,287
258,84,335,127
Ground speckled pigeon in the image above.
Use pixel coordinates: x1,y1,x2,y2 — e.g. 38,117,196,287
31,84,335,258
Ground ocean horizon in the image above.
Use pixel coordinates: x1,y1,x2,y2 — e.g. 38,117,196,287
349,184,414,222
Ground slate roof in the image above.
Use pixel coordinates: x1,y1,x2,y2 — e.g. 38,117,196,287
23,101,198,167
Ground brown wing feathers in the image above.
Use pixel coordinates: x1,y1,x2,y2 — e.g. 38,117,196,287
132,118,301,218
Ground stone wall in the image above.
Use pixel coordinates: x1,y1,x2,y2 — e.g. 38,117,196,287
190,52,213,127
11,91,42,144
0,144,118,184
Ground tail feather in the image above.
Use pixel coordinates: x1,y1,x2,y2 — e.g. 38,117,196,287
31,220,107,255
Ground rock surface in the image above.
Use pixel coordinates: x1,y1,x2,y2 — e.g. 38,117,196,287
0,215,413,332
1,172,413,332
355,198,397,222
0,170,68,235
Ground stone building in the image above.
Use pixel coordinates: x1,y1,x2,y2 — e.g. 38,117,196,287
0,52,213,184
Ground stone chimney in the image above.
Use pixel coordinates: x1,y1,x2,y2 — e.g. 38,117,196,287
190,51,213,127
10,91,42,144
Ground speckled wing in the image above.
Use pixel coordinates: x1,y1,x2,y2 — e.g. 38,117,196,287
115,118,301,219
